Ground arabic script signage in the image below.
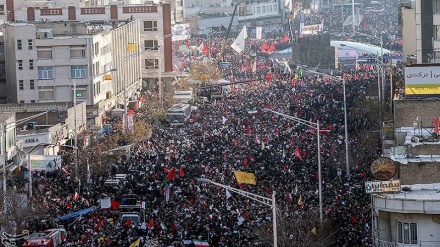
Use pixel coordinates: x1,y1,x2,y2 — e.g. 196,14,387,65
405,66,440,95
365,180,401,194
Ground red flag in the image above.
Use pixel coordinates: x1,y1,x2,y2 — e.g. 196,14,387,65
185,39,190,49
163,167,170,173
265,73,273,81
111,200,119,209
268,43,276,53
179,167,185,177
167,167,176,181
294,147,303,160
434,117,440,134
261,43,268,53
124,219,132,227
147,218,154,229
280,34,289,43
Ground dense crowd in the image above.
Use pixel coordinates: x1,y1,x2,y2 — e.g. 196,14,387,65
16,1,405,247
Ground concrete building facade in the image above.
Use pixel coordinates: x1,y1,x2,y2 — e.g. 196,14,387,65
4,20,140,106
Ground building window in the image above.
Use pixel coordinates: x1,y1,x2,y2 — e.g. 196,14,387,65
93,42,99,56
19,80,24,90
143,21,158,31
31,100,35,103
17,40,22,50
0,5,5,15
29,59,34,70
144,40,159,50
18,60,23,70
71,65,86,78
38,66,53,79
30,80,35,90
398,222,417,244
435,0,440,13
145,59,159,69
28,39,33,50
37,46,53,59
73,86,87,99
38,86,55,100
70,45,86,58
20,100,25,103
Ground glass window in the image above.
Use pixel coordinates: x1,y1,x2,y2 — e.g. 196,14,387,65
0,5,5,15
70,45,86,58
29,59,34,70
435,0,440,13
143,21,158,31
73,87,87,99
28,39,33,50
145,59,159,69
19,80,24,90
38,66,53,79
144,40,159,50
71,65,86,78
37,46,52,59
38,86,54,100
398,221,417,244
30,80,35,90
17,40,22,50
18,60,23,70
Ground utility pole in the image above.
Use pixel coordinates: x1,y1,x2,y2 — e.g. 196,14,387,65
2,121,6,194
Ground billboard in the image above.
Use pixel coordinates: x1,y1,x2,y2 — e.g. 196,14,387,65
338,49,357,58
299,23,323,35
19,155,62,172
405,65,440,96
365,180,401,193
172,24,190,41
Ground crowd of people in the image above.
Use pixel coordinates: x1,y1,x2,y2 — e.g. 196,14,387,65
12,1,405,247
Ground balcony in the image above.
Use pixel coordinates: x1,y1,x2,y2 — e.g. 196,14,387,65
378,240,440,247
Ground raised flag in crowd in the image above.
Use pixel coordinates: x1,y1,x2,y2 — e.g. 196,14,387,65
231,26,248,54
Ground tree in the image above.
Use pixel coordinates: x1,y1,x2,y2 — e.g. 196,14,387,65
250,208,338,247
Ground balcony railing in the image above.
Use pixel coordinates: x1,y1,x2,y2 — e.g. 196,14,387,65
378,240,440,247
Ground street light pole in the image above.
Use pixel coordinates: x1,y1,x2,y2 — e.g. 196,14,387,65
343,78,350,176
197,178,277,247
2,122,6,194
262,108,323,222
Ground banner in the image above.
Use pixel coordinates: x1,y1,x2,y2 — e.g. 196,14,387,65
234,171,256,185
256,26,262,40
172,24,190,41
405,65,440,96
19,155,62,171
299,23,323,35
365,180,401,193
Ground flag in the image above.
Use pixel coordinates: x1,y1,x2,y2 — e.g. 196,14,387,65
222,116,227,125
193,240,210,247
294,147,303,160
252,59,257,73
179,167,185,177
147,218,154,229
434,117,440,134
226,189,232,199
160,221,168,230
167,167,176,181
298,195,304,208
130,238,140,247
231,26,247,53
198,42,205,52
164,185,170,202
73,192,79,200
296,68,303,78
256,26,262,40
311,227,317,235
234,171,257,185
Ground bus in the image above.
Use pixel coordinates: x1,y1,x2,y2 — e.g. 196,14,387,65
166,103,192,125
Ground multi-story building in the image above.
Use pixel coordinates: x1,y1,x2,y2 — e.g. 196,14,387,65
372,92,440,245
399,0,439,64
1,2,175,105
4,20,141,106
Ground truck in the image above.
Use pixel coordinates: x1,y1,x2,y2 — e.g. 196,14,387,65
22,229,62,247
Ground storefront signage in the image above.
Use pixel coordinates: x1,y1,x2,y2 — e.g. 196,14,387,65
25,138,39,143
365,180,401,193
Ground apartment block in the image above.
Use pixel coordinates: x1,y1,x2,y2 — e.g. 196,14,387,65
4,19,141,105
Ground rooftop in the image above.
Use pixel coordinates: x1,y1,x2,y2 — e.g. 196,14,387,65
382,183,440,201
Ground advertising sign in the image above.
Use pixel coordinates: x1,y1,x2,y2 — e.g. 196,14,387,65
405,66,440,96
172,24,190,41
338,49,357,58
365,180,401,193
299,23,323,35
19,155,62,171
